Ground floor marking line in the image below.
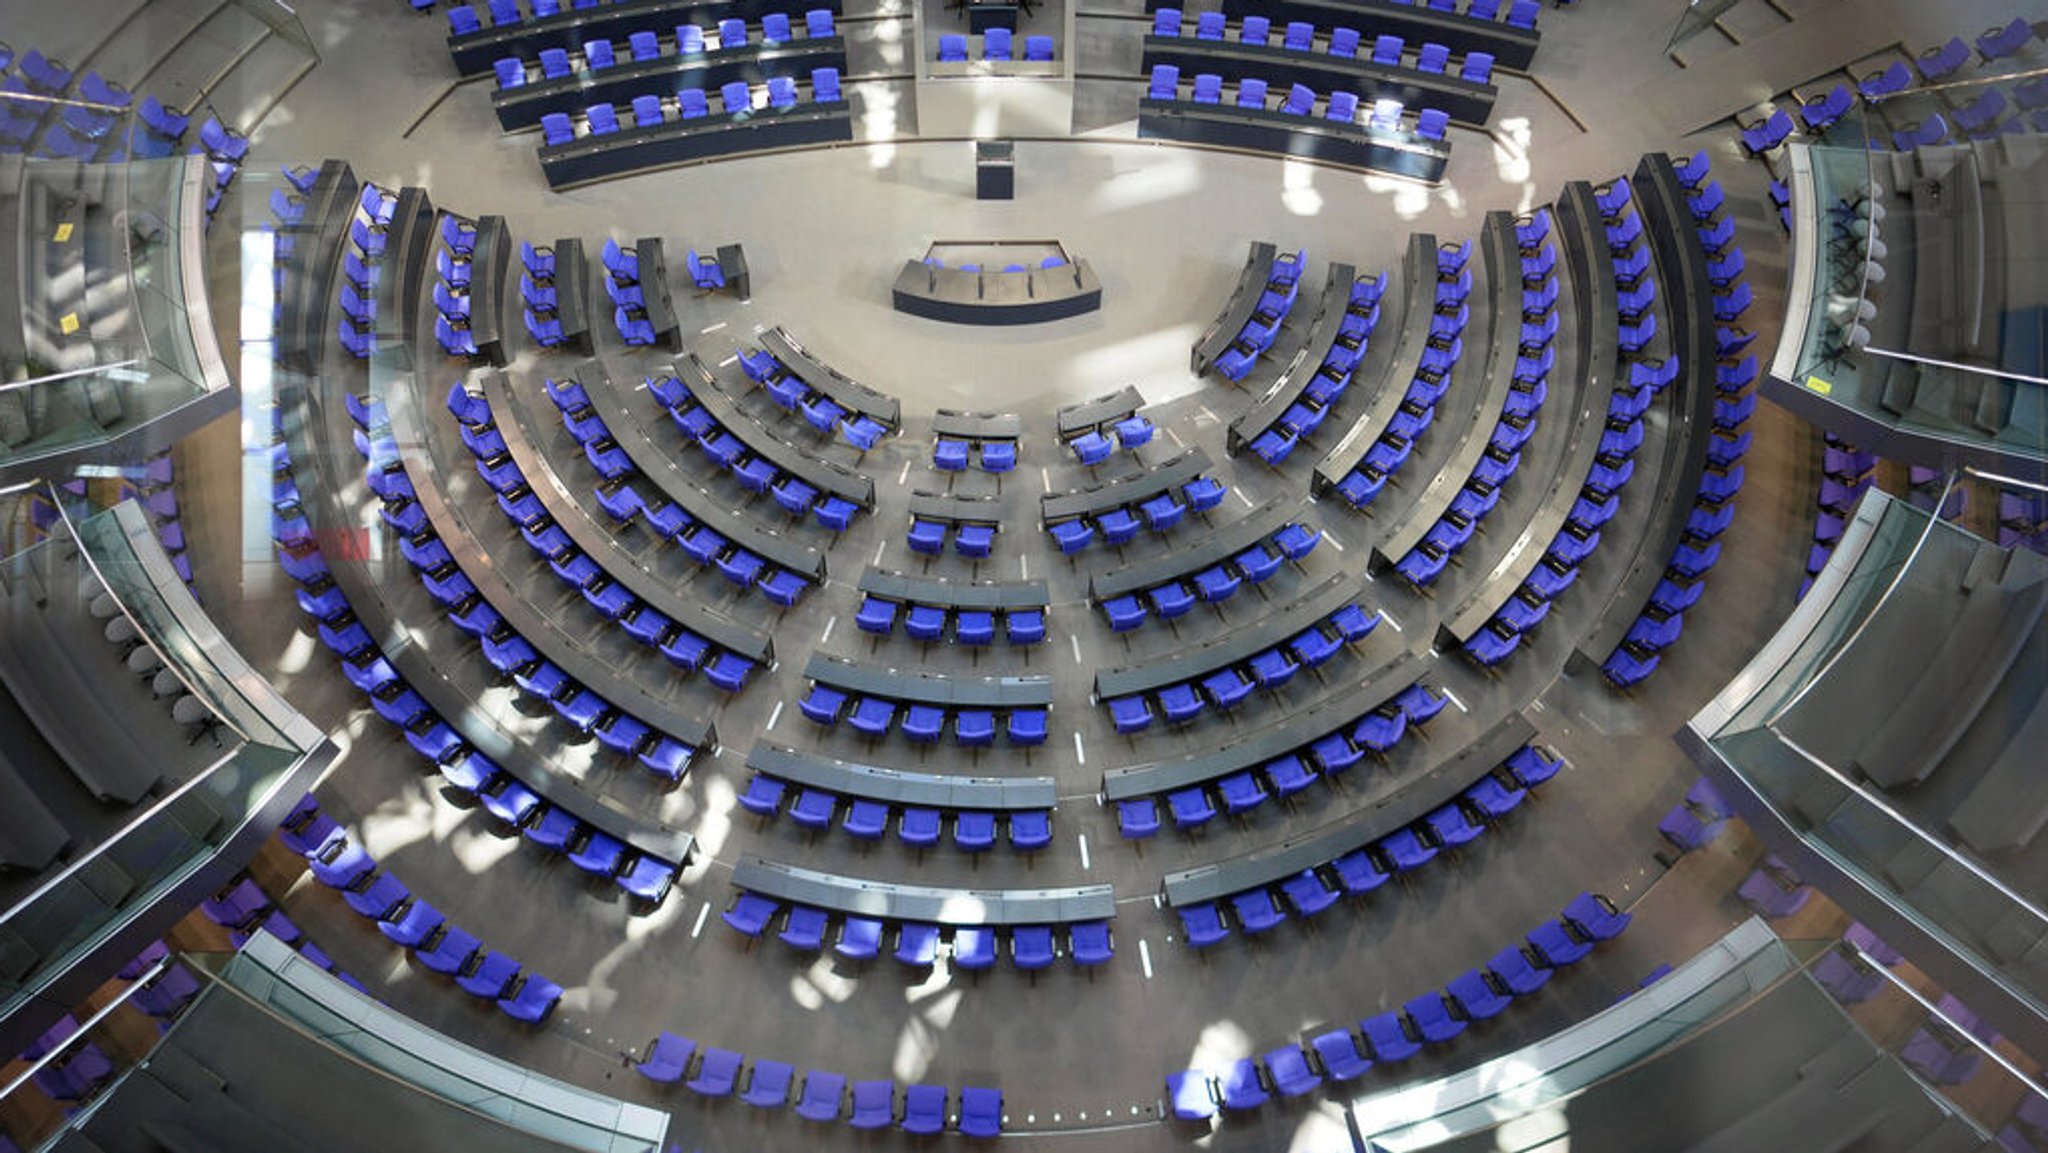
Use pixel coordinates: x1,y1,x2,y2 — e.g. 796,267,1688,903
1073,731,1087,766
1234,487,1255,508
718,354,739,367
691,902,710,938
765,700,783,730
1323,534,1345,552
1070,634,1083,664
1020,555,1029,579
1139,939,1154,979
1443,687,1468,713
873,540,886,565
1383,614,1403,632
1078,833,1091,871
897,460,911,485
1041,466,1052,492
820,615,836,645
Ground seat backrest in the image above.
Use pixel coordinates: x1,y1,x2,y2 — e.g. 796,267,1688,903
721,80,751,113
1282,83,1314,114
493,57,524,88
807,9,834,37
1464,51,1493,83
1330,27,1359,56
768,75,796,106
719,17,746,45
629,30,659,59
632,94,663,125
540,47,570,76
1370,98,1402,130
1195,11,1225,38
1240,15,1268,43
1417,42,1448,71
1149,63,1178,98
939,33,967,60
540,112,573,145
1328,91,1358,121
1373,34,1402,63
1025,34,1053,60
1192,73,1221,101
763,12,791,42
585,38,614,69
680,88,709,117
1238,78,1267,108
587,102,618,133
984,27,1011,59
677,23,705,52
812,67,841,101
1284,21,1313,51
1153,7,1180,35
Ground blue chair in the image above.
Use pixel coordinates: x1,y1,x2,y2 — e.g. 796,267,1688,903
984,27,1012,60
1283,20,1314,51
1239,15,1270,44
768,75,798,111
1119,799,1160,839
1313,1030,1373,1080
1407,992,1468,1044
1329,27,1360,57
721,80,752,114
1195,10,1226,39
689,1048,745,1097
635,1032,697,1083
1148,64,1179,100
1024,34,1053,61
1153,7,1181,35
1013,925,1056,970
812,66,842,101
1178,904,1231,948
952,927,998,970
1361,1012,1420,1063
1372,33,1403,64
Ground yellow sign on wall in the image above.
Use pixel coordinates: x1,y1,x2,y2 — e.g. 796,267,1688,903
59,313,80,335
53,222,73,243
1804,376,1833,395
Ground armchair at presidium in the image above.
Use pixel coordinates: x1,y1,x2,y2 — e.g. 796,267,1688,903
892,240,1102,325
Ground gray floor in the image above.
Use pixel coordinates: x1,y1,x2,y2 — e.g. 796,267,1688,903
140,0,2038,1148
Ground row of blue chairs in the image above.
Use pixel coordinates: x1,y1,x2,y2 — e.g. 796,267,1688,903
724,892,1111,972
643,371,865,534
1328,240,1472,509
932,433,1019,473
1146,67,1452,144
740,776,1053,852
0,45,209,166
1045,474,1230,554
857,593,1046,646
491,10,836,89
799,681,1049,746
271,422,691,893
1394,221,1559,587
352,394,722,772
593,236,666,347
336,185,400,359
1799,434,1877,600
434,213,485,357
1175,741,1563,948
518,236,577,347
1167,891,1626,1119
496,383,813,608
635,1031,1003,1136
1103,603,1382,734
1210,247,1306,382
1069,411,1156,465
1603,154,1754,688
1153,11,1495,86
114,454,197,587
1243,270,1387,460
937,30,1054,62
18,1010,119,1105
287,797,569,1019
1467,179,1664,668
738,347,892,451
906,513,997,558
1124,682,1450,841
1097,519,1321,632
538,69,840,148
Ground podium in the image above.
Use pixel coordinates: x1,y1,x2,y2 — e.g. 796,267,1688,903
976,140,1014,200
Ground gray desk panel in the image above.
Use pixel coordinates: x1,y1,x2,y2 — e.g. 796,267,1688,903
381,361,717,751
804,653,1052,708
1570,154,1720,666
1161,710,1538,906
574,363,826,579
1094,574,1363,699
1227,262,1355,454
481,370,773,662
465,216,510,364
1089,496,1301,599
1138,102,1450,185
675,351,874,507
760,325,900,426
1102,646,1430,800
747,741,1056,809
632,238,682,352
1041,446,1212,522
1439,181,1620,644
1313,232,1436,491
1192,241,1280,375
549,238,595,356
538,105,855,190
281,379,695,866
891,261,1104,326
1947,669,2048,853
931,409,1024,440
1055,386,1144,438
1374,212,1519,564
374,189,435,353
1142,39,1497,125
907,490,1002,524
732,856,1114,924
275,162,359,378
857,568,1047,610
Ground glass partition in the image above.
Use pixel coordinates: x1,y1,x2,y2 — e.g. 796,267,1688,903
0,496,332,1015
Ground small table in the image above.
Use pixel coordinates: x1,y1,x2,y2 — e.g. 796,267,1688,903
716,243,751,301
965,0,1022,32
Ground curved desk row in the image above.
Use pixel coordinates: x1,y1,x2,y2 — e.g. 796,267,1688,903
1138,98,1449,184
1102,645,1432,801
931,408,1024,440
1228,261,1357,454
464,215,513,366
803,652,1052,708
1142,37,1497,126
1313,232,1436,492
1373,211,1520,565
1042,446,1212,522
480,369,775,662
908,490,1000,528
891,259,1104,326
674,351,874,508
538,102,854,190
746,740,1056,810
374,189,436,353
492,40,847,130
732,856,1113,924
858,567,1046,611
447,0,843,76
1056,385,1144,439
1094,573,1365,700
1437,180,1620,646
759,325,900,426
381,359,719,751
1569,152,1721,671
281,362,695,868
1210,0,1539,70
1191,240,1280,375
1088,495,1303,600
1159,709,1537,906
275,160,360,377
